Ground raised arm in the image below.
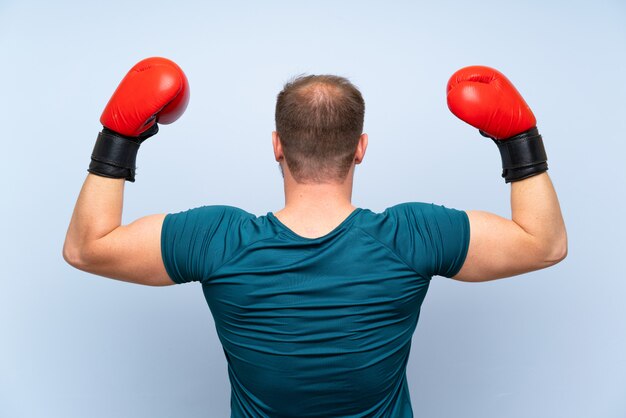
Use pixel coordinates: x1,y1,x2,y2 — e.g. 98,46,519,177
63,57,190,286
446,66,567,282
63,175,171,286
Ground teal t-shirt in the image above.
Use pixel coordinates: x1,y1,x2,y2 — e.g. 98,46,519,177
161,203,469,418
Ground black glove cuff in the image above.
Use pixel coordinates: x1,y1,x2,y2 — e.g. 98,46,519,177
88,129,141,182
493,127,548,183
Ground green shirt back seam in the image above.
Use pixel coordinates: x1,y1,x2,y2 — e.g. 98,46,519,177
353,226,424,277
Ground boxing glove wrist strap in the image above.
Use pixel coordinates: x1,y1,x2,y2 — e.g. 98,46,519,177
87,126,157,182
492,127,548,183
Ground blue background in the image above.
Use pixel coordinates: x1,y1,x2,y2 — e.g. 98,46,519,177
1,0,625,417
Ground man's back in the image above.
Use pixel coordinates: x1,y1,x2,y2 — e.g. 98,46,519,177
162,203,469,417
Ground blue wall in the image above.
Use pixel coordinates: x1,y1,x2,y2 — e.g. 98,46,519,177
1,0,624,416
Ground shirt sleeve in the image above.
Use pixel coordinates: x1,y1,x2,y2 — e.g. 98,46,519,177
160,205,253,284
385,202,470,278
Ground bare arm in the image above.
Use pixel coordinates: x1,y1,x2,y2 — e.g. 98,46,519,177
63,174,174,286
62,58,190,286
453,172,567,282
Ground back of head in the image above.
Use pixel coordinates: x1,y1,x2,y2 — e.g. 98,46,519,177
275,75,365,183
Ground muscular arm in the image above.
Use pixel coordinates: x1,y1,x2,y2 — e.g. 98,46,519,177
453,172,567,282
63,174,174,286
62,58,189,286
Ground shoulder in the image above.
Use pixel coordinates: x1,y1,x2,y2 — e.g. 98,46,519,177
164,205,257,228
163,205,280,245
357,203,469,277
386,202,468,228
162,205,254,239
386,202,462,216
167,205,254,220
353,202,434,240
359,202,463,224
356,202,468,247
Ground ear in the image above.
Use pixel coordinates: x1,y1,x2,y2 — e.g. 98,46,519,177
354,133,368,164
272,131,284,162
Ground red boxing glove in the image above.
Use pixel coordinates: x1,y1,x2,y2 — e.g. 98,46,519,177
89,57,190,181
446,65,547,182
100,57,189,137
446,65,535,140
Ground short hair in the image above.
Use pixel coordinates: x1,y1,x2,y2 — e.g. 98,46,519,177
275,74,365,183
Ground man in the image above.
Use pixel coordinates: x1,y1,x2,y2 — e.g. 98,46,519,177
63,57,567,417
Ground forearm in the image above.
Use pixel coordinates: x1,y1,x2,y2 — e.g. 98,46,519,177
510,172,567,261
63,174,125,262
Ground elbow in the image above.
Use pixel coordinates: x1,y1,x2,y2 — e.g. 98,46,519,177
62,242,81,268
542,234,568,267
63,241,90,271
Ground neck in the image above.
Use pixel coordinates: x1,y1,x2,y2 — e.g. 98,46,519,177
273,171,357,238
